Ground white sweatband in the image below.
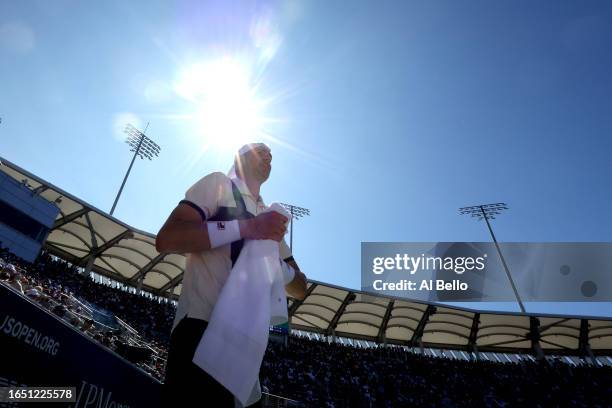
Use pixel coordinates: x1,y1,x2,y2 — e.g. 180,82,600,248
206,220,241,248
281,261,296,284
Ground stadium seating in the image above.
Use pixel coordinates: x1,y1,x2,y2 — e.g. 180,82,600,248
2,245,611,407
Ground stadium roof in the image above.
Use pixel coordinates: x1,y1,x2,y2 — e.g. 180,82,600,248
289,281,612,356
0,157,185,298
1,157,611,356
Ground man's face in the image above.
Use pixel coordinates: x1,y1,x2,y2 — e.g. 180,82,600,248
243,146,272,182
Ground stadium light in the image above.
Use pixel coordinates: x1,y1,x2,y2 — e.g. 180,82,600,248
459,203,526,313
280,203,310,252
110,123,161,215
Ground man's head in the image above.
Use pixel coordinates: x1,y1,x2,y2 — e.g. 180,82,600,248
3,264,16,275
232,143,272,183
82,318,94,331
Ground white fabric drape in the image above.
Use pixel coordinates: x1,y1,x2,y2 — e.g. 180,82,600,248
192,203,290,406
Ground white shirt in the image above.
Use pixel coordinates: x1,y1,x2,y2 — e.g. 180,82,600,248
173,172,292,329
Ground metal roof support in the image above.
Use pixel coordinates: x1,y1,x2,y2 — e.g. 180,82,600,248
468,313,481,361
81,213,99,276
32,185,49,195
325,292,355,337
579,319,597,365
157,271,184,295
288,283,317,318
128,252,166,285
539,318,570,333
579,319,589,351
53,208,89,229
377,300,394,344
410,305,436,347
82,255,96,277
529,317,545,361
84,213,98,249
78,230,133,266
137,274,145,291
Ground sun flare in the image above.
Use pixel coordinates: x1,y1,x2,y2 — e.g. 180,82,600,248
174,57,266,152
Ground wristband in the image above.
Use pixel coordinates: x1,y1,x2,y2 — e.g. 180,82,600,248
206,220,241,248
281,261,296,284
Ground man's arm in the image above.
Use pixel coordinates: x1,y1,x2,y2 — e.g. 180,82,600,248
155,203,288,254
155,203,212,253
284,259,307,300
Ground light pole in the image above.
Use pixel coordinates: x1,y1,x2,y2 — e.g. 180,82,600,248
459,203,526,313
110,123,161,215
280,203,310,252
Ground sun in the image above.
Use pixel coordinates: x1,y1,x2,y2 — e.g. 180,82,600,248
174,57,266,152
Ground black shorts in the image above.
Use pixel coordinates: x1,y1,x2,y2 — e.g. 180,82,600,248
162,317,263,407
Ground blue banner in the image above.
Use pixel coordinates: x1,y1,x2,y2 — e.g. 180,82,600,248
0,284,161,408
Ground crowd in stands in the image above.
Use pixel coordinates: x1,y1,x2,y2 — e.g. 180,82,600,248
0,246,170,380
2,246,611,407
261,335,612,407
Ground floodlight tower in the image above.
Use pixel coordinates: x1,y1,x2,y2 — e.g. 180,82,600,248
280,203,310,252
110,123,161,215
459,203,526,313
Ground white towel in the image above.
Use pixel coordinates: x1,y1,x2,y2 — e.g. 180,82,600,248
193,203,290,406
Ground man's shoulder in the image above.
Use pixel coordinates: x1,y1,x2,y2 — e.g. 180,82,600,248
185,172,233,212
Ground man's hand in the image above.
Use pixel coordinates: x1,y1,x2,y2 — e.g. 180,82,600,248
239,211,288,242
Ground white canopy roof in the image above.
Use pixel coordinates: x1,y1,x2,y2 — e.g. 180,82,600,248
289,281,612,355
0,157,184,298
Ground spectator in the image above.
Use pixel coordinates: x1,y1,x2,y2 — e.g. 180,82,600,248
81,318,95,334
52,304,67,318
25,285,43,299
7,271,24,294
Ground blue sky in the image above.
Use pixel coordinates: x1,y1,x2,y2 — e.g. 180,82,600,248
1,1,611,317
